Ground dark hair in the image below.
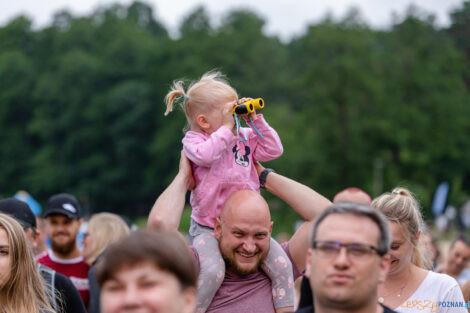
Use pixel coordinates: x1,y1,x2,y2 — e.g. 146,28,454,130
450,234,469,250
310,202,391,256
96,230,198,290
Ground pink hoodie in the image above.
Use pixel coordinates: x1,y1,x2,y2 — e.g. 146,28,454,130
182,115,283,228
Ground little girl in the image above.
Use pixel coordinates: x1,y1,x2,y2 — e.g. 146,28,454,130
164,71,294,313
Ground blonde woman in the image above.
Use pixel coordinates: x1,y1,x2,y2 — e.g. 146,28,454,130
82,212,130,313
0,213,56,313
372,188,466,313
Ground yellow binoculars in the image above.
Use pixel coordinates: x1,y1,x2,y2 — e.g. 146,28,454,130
233,98,264,115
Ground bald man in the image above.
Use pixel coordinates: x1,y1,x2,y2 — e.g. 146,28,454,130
148,154,331,313
332,187,371,205
215,190,274,276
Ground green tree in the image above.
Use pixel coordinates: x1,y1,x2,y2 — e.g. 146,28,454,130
0,50,36,196
285,10,384,198
448,0,470,88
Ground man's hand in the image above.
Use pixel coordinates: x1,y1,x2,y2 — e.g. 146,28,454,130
148,151,195,231
254,162,265,176
178,151,195,190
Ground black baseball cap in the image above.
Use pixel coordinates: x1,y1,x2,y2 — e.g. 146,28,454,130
44,193,81,219
0,198,37,228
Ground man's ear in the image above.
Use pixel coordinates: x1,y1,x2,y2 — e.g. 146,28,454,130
33,230,40,247
214,217,222,240
305,248,313,278
378,254,391,284
197,114,210,130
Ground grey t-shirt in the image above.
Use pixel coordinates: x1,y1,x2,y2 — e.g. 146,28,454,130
191,242,301,313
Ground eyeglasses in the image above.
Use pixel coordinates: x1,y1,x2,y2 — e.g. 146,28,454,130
312,241,383,260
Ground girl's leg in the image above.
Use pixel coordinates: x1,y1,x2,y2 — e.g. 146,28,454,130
193,231,225,313
261,238,295,313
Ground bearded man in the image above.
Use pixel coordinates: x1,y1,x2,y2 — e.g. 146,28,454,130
37,193,90,307
148,154,332,313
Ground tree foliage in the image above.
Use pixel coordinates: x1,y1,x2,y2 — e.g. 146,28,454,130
0,1,469,223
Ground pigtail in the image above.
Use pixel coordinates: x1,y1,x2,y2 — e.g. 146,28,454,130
164,80,186,116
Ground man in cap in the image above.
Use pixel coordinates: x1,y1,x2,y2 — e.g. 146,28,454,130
0,198,87,313
37,193,90,307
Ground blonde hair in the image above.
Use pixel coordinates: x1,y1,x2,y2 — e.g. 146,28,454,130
85,213,130,265
0,213,55,313
371,187,430,269
164,70,238,129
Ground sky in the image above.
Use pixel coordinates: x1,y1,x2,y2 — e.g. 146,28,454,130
0,0,464,40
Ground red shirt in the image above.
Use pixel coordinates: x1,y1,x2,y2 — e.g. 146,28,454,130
37,250,90,307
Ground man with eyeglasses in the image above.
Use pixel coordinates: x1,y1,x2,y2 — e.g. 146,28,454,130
297,202,397,313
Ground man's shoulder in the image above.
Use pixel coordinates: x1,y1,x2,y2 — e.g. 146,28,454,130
36,250,50,262
458,268,470,279
37,251,54,267
295,305,313,313
52,269,76,287
383,304,399,313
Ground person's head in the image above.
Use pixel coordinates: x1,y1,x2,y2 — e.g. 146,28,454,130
34,216,47,256
0,213,53,313
97,230,198,313
164,70,238,134
445,236,470,277
83,213,130,265
421,231,440,265
0,198,39,247
43,193,83,256
306,202,391,311
214,190,273,275
371,187,428,275
333,187,372,205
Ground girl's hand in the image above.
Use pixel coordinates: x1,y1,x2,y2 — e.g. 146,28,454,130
238,97,258,122
222,101,236,132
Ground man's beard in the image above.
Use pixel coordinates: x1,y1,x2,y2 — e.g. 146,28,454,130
51,236,76,255
219,235,268,275
222,254,263,275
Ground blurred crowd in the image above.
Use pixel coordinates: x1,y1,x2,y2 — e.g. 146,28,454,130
0,167,469,313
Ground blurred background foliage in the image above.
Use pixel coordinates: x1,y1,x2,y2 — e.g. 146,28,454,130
1,1,470,233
